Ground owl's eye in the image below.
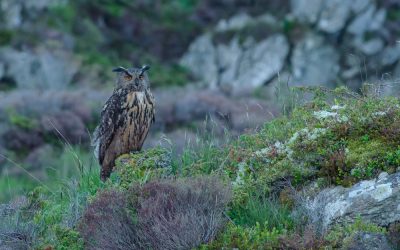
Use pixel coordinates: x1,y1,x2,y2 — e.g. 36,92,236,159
124,75,133,80
139,75,144,80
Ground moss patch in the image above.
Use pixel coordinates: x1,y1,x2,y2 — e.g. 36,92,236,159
111,147,172,189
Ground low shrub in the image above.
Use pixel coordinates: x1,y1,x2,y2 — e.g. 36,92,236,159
278,225,327,250
78,189,140,250
133,176,232,250
202,222,282,249
79,176,232,250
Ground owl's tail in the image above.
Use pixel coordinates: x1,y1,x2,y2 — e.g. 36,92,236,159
100,157,114,181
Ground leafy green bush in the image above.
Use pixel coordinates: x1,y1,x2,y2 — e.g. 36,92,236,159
202,222,282,250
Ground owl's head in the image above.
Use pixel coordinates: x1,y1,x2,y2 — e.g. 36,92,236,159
112,65,150,91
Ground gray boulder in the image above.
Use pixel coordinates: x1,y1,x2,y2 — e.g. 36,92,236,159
356,37,385,56
181,32,288,95
215,12,253,32
291,33,340,87
306,172,400,232
180,13,288,95
345,232,394,250
347,5,386,37
180,33,218,89
0,48,79,90
380,45,400,67
290,0,383,35
0,0,66,29
227,34,289,95
290,0,323,24
0,0,23,29
0,62,4,79
317,0,352,33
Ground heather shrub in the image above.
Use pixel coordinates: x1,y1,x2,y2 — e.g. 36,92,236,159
78,176,231,250
278,225,327,250
133,176,232,250
78,189,140,250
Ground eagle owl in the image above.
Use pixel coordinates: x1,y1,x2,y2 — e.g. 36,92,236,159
93,65,155,180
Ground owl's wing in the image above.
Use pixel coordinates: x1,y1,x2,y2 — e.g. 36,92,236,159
145,89,155,123
92,92,124,164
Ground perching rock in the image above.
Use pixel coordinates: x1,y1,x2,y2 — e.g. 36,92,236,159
291,33,339,87
306,172,400,231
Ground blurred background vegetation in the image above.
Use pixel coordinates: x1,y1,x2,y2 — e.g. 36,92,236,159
0,0,399,203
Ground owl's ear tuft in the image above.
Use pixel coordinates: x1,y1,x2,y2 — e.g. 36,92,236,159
140,65,150,75
112,66,132,76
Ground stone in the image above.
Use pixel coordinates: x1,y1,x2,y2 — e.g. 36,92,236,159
215,13,253,32
181,30,288,95
369,8,387,32
305,172,400,232
0,48,79,90
180,33,218,88
290,0,323,24
350,0,373,14
0,62,4,79
317,0,352,33
347,4,376,36
0,0,23,29
347,5,386,36
291,33,340,87
380,45,400,66
345,232,394,250
358,38,385,56
216,37,243,93
0,0,66,29
228,34,289,95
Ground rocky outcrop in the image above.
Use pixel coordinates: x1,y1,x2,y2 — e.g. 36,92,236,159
291,33,339,87
0,0,65,29
344,232,394,250
180,14,289,96
305,172,400,232
181,0,400,95
0,48,79,90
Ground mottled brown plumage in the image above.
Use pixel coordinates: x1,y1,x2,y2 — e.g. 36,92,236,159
93,65,155,181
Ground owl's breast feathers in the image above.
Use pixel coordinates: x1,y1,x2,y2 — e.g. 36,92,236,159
92,88,155,169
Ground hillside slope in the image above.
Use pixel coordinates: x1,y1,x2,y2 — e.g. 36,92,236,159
1,87,400,249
